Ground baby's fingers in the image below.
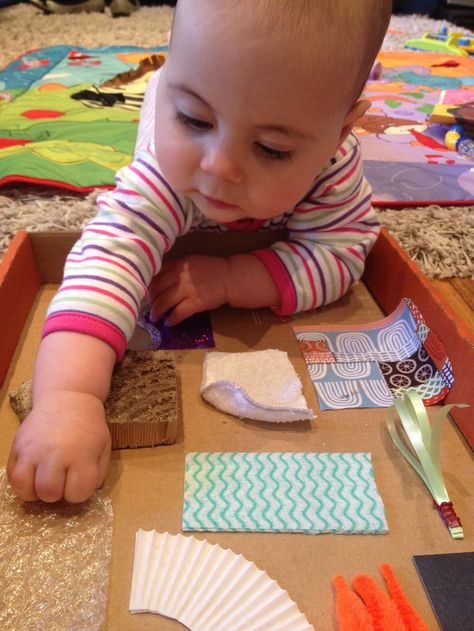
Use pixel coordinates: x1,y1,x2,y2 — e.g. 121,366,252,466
164,298,197,326
64,446,110,503
64,464,98,504
64,467,99,504
148,264,180,303
34,461,67,503
149,286,184,323
7,454,40,502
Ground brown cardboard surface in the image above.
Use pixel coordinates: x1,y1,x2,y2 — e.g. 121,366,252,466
0,232,41,386
1,277,473,631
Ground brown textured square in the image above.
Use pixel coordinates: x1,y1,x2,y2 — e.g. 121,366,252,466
9,351,178,449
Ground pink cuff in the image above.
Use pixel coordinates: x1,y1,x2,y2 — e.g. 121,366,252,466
42,313,127,360
253,249,297,316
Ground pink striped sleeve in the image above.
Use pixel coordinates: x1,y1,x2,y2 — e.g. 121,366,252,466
252,133,379,314
252,249,297,315
43,313,127,359
43,147,197,353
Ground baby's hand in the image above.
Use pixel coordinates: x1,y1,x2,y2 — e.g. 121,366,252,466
7,390,111,504
149,255,231,325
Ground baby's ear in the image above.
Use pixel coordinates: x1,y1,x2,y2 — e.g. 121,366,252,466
339,99,371,143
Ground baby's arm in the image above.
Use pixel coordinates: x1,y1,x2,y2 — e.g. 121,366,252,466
7,148,198,503
253,134,380,315
149,253,280,324
7,331,115,503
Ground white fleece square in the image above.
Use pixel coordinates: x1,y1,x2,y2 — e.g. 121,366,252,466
200,349,314,422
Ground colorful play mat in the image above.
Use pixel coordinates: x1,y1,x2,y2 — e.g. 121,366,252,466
0,45,166,191
1,46,474,204
359,51,474,205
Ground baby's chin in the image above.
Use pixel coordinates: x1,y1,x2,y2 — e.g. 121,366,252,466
193,200,248,224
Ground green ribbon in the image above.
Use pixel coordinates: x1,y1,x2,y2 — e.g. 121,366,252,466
387,391,468,539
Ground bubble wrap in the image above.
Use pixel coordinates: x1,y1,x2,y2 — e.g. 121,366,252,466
0,468,113,630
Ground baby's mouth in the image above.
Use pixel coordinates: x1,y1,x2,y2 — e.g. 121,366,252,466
199,192,239,210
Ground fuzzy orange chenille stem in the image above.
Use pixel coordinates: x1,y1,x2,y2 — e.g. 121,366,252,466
352,573,406,631
380,564,430,631
332,575,375,631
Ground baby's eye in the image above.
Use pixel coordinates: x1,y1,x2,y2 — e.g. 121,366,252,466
256,142,291,161
176,110,212,131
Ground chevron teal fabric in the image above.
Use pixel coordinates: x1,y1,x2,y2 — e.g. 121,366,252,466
183,452,388,534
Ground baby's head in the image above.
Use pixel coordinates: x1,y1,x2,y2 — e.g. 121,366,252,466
155,0,391,223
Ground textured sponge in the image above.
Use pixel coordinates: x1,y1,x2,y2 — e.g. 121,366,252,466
9,351,178,449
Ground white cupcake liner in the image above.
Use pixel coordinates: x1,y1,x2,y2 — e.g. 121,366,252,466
129,530,313,630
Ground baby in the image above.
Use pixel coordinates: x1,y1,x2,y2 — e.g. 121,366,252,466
7,0,391,503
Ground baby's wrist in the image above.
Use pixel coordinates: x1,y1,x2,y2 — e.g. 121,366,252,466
34,387,102,402
223,255,242,306
32,389,105,418
225,253,280,309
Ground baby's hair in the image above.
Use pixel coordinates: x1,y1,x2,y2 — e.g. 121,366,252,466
171,0,391,106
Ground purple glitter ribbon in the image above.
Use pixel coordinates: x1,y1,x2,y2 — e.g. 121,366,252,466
136,310,215,350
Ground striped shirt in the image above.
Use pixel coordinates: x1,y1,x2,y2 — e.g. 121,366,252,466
44,132,379,359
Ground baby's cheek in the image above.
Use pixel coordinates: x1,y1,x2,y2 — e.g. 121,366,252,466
254,177,306,217
156,136,191,190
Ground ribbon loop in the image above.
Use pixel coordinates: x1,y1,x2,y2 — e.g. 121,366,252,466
387,391,467,539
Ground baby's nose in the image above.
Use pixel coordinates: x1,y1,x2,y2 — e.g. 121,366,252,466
200,144,243,184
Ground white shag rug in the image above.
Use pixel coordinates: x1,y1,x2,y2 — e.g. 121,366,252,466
0,5,473,279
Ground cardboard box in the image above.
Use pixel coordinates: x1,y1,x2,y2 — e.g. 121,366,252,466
1,229,473,630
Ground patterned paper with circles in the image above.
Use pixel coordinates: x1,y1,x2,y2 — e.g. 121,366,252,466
294,299,453,410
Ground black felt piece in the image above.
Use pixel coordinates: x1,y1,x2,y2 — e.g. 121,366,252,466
413,552,474,631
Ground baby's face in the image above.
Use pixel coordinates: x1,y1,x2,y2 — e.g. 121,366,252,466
155,2,352,223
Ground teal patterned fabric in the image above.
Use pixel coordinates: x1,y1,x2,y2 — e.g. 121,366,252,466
183,452,388,534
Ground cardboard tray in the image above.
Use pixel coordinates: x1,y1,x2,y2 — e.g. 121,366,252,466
1,228,473,630
2,228,473,446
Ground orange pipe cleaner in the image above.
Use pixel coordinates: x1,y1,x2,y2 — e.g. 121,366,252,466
352,573,406,631
333,575,375,631
380,564,430,631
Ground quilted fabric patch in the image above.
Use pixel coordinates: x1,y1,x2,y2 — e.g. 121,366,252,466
183,452,388,534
